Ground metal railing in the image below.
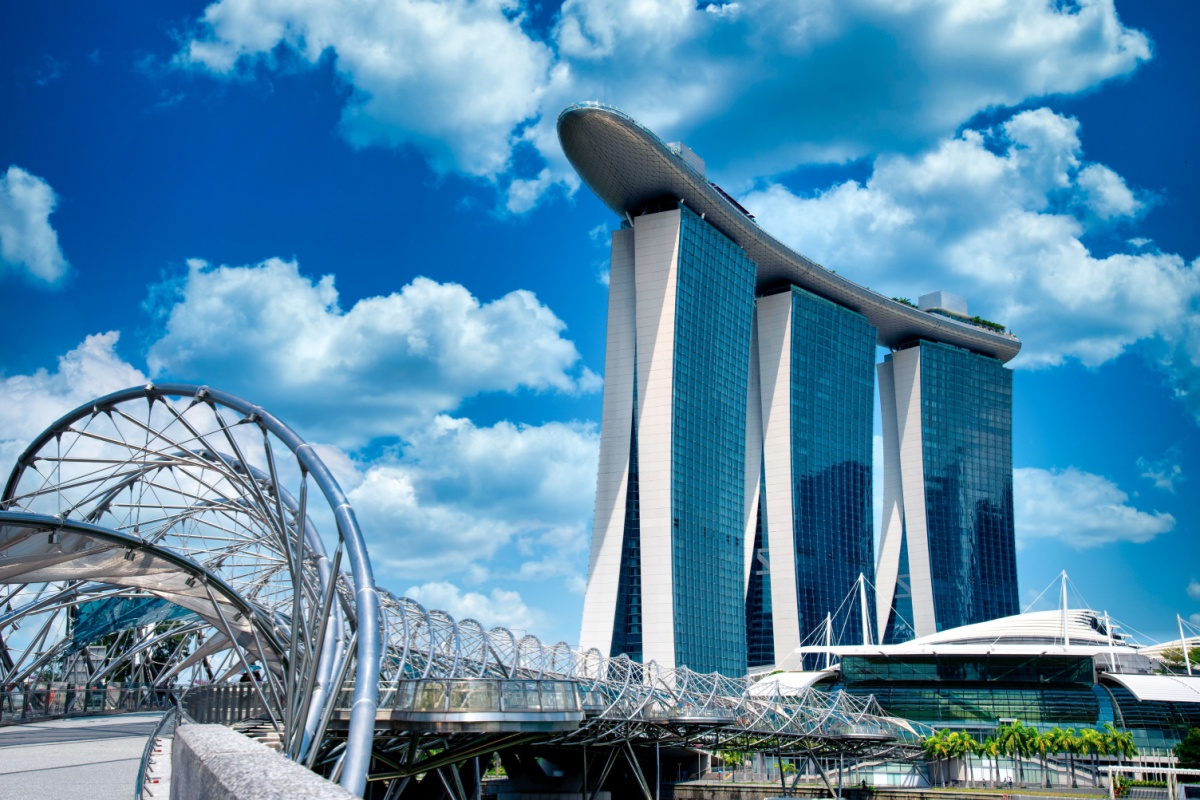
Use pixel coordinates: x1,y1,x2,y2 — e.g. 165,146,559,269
376,679,583,715
0,681,176,725
182,683,270,725
135,700,191,800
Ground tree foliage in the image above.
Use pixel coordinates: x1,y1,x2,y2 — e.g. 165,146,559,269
1159,647,1200,672
921,721,1139,788
1176,727,1200,770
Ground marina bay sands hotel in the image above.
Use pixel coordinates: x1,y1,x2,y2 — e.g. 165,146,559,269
559,104,1021,677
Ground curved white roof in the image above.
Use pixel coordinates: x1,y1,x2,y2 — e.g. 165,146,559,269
1139,636,1200,659
1102,673,1200,703
558,103,1022,363
795,609,1139,659
906,609,1124,648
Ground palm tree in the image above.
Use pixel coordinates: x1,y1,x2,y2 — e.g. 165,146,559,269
923,729,955,787
1080,727,1107,788
997,721,1036,786
981,737,1001,787
954,732,981,787
1047,727,1073,787
996,722,1020,786
1019,723,1040,786
1035,728,1055,787
946,731,968,786
1066,727,1082,787
1104,722,1138,789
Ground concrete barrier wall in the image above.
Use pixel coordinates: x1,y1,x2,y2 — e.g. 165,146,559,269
171,723,356,800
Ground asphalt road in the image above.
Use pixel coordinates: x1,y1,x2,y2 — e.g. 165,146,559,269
0,712,164,800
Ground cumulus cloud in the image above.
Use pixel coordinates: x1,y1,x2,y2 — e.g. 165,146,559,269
545,0,1150,184
349,414,597,584
136,256,602,609
0,328,598,617
180,0,554,178
145,258,598,445
0,166,70,285
741,108,1200,413
403,581,541,632
1188,580,1200,601
1077,163,1143,220
179,0,1150,207
0,333,148,469
1014,466,1175,549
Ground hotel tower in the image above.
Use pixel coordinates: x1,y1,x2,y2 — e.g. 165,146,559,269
560,104,1021,674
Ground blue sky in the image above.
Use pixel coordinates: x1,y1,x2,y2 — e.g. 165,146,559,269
2,0,1197,648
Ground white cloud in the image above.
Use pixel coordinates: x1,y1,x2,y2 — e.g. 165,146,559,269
1138,451,1184,493
0,258,600,627
0,333,148,471
1014,466,1175,549
589,223,612,286
0,330,597,629
179,0,1150,208
545,0,1151,185
505,169,559,215
181,0,554,179
145,258,597,445
0,166,70,285
741,108,1200,407
403,580,541,632
1192,613,1200,627
1188,580,1200,601
1077,163,1143,220
349,415,597,584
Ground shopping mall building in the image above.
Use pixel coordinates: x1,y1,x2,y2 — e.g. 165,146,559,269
756,608,1200,756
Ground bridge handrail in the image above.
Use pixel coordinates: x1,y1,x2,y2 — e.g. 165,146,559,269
135,695,191,800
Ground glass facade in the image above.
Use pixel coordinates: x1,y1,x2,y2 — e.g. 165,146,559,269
670,206,756,675
744,482,774,668
842,654,1094,684
917,340,1018,632
788,287,877,654
841,654,1100,729
881,530,916,644
828,654,1200,752
1105,684,1200,753
610,421,642,660
843,684,1102,728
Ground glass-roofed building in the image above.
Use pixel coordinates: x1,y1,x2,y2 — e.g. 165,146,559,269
759,608,1200,755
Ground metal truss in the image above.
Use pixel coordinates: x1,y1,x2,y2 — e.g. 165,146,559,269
0,384,381,795
0,384,918,799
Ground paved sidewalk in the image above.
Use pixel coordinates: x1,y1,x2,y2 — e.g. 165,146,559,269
0,712,163,800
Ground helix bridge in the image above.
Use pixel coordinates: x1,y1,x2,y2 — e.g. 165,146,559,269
0,384,920,797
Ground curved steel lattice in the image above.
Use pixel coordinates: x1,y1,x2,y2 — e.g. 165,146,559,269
0,384,381,794
0,384,918,798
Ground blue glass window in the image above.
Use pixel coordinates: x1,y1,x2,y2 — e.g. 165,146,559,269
917,341,1018,631
610,419,643,661
745,476,774,668
670,206,756,676
787,286,877,659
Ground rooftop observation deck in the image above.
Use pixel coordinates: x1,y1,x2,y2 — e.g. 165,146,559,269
557,103,1022,364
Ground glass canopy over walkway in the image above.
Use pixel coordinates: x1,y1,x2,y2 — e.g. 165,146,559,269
0,384,918,797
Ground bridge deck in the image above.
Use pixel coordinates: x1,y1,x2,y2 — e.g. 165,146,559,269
0,712,162,800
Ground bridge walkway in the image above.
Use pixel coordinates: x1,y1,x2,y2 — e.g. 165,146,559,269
0,711,162,799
